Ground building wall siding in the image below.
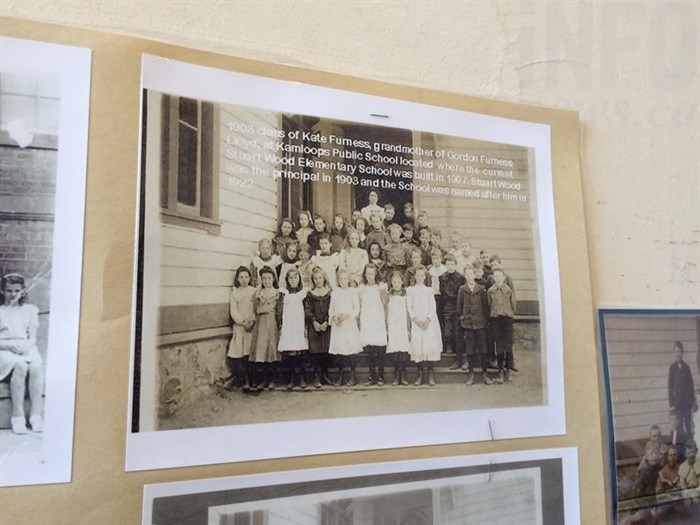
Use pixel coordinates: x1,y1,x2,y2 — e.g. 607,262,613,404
155,103,282,417
159,104,280,312
413,134,538,308
606,315,699,443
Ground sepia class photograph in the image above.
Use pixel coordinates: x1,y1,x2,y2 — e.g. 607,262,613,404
134,90,545,431
128,56,563,470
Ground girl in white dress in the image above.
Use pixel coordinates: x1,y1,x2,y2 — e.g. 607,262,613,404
277,269,309,389
407,266,443,386
368,241,387,284
338,228,368,287
249,238,281,287
328,269,362,386
297,243,314,289
354,217,368,250
386,270,410,386
278,240,300,289
0,273,44,434
359,263,388,386
226,266,256,390
312,234,339,289
296,210,313,246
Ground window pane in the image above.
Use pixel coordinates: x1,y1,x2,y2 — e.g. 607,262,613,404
37,97,60,135
0,72,37,96
179,97,199,128
159,93,170,209
36,73,61,99
233,512,250,525
0,93,36,129
199,102,214,218
178,123,198,206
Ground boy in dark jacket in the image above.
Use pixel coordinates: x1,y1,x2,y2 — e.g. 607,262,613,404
440,254,466,369
457,266,491,385
668,341,697,441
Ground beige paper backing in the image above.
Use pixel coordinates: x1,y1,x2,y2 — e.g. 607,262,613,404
0,17,605,525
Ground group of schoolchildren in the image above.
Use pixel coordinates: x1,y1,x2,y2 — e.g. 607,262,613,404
631,421,698,498
225,190,518,392
628,342,699,497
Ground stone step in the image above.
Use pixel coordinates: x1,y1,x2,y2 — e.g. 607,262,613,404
335,367,506,386
234,363,514,388
276,352,501,369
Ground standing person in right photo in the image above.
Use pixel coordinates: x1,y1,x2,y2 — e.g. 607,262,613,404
668,341,697,441
488,268,517,384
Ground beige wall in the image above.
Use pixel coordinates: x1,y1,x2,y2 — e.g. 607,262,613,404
2,0,698,308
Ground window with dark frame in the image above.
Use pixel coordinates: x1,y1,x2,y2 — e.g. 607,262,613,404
160,93,220,234
222,510,266,525
0,72,60,149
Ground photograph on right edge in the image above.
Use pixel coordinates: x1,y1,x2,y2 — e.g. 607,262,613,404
599,309,700,525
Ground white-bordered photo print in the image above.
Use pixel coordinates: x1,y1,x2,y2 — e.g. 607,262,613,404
599,309,700,524
142,448,580,525
127,55,564,471
0,37,90,486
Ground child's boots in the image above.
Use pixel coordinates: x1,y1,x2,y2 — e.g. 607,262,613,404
414,368,423,386
364,367,376,386
346,371,357,387
400,365,409,385
427,368,436,386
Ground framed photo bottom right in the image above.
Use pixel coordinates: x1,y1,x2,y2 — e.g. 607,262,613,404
599,308,700,525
